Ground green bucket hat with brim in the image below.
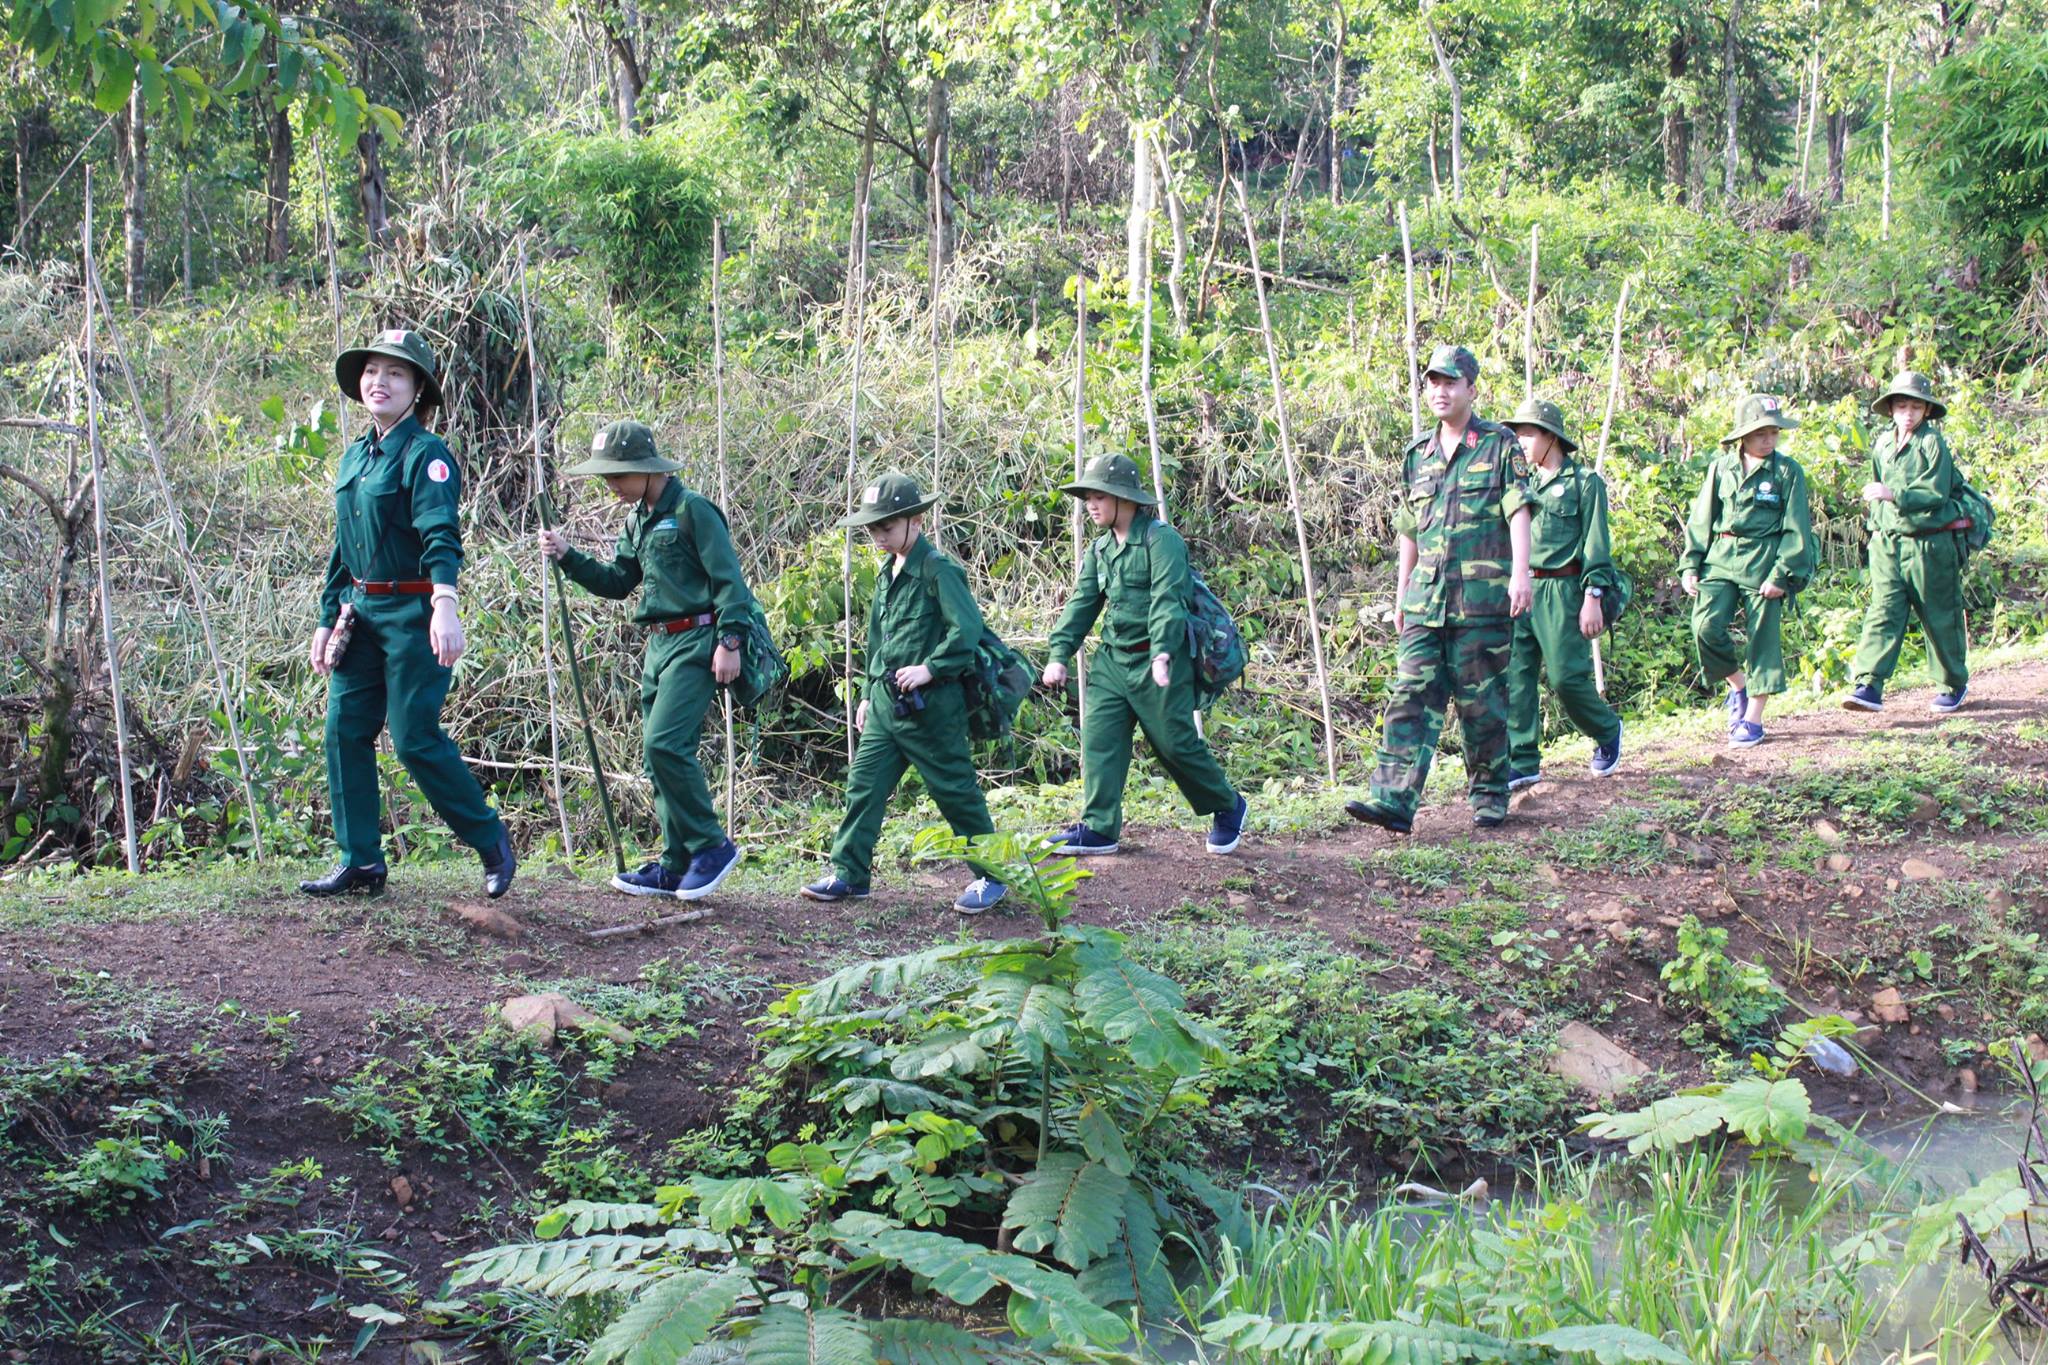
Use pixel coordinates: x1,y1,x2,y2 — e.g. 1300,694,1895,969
838,471,940,528
1720,393,1800,446
336,328,445,409
566,419,684,476
1059,453,1158,505
1871,371,1947,421
1505,397,1579,454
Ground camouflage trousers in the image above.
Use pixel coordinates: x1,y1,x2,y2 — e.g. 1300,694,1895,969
1369,620,1513,822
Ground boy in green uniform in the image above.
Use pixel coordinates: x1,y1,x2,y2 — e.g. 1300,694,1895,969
1680,394,1817,748
539,420,753,901
1041,454,1247,857
1503,398,1624,784
1841,372,1971,714
304,329,515,900
1347,345,1534,834
800,473,1006,913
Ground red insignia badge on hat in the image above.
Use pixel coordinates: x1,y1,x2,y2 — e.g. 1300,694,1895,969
381,329,409,345
428,459,451,483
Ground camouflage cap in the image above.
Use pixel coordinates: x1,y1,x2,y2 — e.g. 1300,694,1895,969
1505,397,1579,454
838,471,940,528
565,419,684,476
1059,453,1158,505
1871,371,1946,422
1720,393,1800,446
335,328,444,408
1422,344,1479,385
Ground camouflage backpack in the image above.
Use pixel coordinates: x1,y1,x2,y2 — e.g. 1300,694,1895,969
1184,571,1247,710
728,604,789,709
962,632,1035,741
1955,480,1996,555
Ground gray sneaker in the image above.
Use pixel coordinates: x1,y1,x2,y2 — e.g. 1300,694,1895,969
954,877,1007,915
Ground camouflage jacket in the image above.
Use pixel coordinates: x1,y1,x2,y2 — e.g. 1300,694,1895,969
1395,417,1533,627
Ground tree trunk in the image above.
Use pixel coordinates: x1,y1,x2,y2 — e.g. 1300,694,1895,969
1425,14,1464,199
1722,0,1742,199
357,130,392,248
926,75,952,266
1663,32,1691,199
1153,131,1190,332
1126,118,1154,309
1427,120,1444,200
606,28,642,134
121,81,147,306
1329,0,1346,204
180,167,193,295
1825,109,1846,203
263,84,292,268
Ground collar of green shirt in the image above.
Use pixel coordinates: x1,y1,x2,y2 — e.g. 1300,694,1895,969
1529,456,1576,492
1103,511,1158,561
365,413,423,458
629,476,685,540
888,530,935,585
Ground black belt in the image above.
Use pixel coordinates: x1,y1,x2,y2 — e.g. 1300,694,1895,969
1530,562,1582,579
647,612,716,635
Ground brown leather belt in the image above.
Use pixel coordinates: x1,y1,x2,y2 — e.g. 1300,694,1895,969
648,612,717,635
1117,639,1152,654
1530,561,1582,579
1912,517,1974,538
353,577,435,596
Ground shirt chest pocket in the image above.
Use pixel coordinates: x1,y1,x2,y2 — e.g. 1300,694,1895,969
1454,459,1500,515
644,525,697,581
1538,482,1581,535
1733,479,1785,535
1406,473,1445,526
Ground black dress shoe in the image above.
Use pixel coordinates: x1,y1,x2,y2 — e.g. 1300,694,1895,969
480,831,517,900
1343,800,1413,835
299,863,388,897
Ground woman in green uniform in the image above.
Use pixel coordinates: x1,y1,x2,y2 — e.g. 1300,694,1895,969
1841,372,1971,714
1679,394,1817,749
800,473,1006,913
303,329,515,899
1041,454,1246,857
1502,398,1624,785
539,420,752,902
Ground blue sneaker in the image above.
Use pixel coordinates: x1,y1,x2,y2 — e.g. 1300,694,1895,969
1729,720,1767,748
1508,769,1543,791
1726,686,1750,726
953,877,1007,914
1046,824,1119,856
678,840,743,901
1930,685,1968,714
1842,684,1884,712
800,874,869,902
611,860,683,897
1207,795,1249,855
1590,722,1623,777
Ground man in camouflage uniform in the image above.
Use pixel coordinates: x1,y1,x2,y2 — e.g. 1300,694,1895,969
1348,345,1534,833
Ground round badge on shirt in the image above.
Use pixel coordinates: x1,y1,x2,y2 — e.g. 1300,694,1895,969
428,459,452,483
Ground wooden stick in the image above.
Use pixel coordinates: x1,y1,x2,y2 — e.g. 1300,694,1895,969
515,242,574,859
928,140,947,534
81,169,140,873
1071,272,1088,751
1234,176,1338,783
1590,274,1634,698
1399,200,1420,434
0,416,86,435
535,482,627,876
83,266,266,860
711,220,738,819
585,905,714,940
1881,60,1895,242
840,164,873,766
1523,223,1539,401
1139,215,1166,514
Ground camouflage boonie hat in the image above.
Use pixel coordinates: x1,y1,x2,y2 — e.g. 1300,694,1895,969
1059,453,1158,505
335,328,444,408
1505,397,1579,454
1422,344,1480,385
1871,371,1946,422
838,471,940,528
566,420,684,476
1720,393,1800,446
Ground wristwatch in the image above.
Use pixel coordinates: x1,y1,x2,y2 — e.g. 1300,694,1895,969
719,632,744,651
1587,587,1604,599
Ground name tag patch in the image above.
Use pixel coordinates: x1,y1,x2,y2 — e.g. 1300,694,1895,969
652,516,679,532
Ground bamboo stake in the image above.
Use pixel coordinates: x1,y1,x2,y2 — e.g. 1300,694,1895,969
83,267,266,860
928,139,947,534
1399,200,1420,433
840,165,873,766
1234,177,1338,783
1071,273,1088,750
514,242,574,859
1881,60,1895,242
1523,223,1539,401
1139,223,1166,513
1589,274,1634,697
711,220,738,819
81,170,140,873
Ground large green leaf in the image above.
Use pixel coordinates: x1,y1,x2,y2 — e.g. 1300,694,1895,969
798,943,988,1015
841,1225,1129,1348
970,972,1073,1063
1072,944,1213,1075
739,1304,875,1365
586,1271,747,1365
1581,1093,1728,1155
890,1032,991,1081
1528,1325,1689,1363
866,1319,1037,1363
1001,1152,1128,1268
449,1231,671,1297
695,1176,811,1233
1714,1077,1812,1147
1900,1168,2029,1265
535,1200,670,1237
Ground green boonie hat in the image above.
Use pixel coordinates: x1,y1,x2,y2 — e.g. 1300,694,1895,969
335,328,444,409
1505,397,1579,454
1720,393,1800,446
838,470,940,527
1422,344,1479,384
1871,371,1946,421
566,420,684,476
1059,453,1158,505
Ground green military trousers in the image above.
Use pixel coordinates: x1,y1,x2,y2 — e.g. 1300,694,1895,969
1850,532,1969,693
1692,578,1786,696
641,632,727,871
1080,648,1237,841
1369,620,1514,821
1507,580,1622,772
325,597,505,867
830,680,994,888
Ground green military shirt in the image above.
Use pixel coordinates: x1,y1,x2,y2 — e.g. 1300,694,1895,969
319,416,464,627
1681,449,1817,592
1395,416,1533,627
1527,458,1620,590
558,478,755,645
865,535,983,684
1048,513,1194,665
1869,424,1961,537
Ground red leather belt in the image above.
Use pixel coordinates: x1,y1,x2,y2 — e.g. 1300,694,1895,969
1530,562,1582,579
353,578,434,596
1912,517,1974,538
648,612,717,635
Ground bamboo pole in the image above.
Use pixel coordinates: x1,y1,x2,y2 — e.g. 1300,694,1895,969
1139,222,1167,513
1589,274,1634,697
1234,177,1339,783
81,170,140,873
1523,223,1539,401
840,166,873,766
711,220,738,819
1881,60,1895,242
928,142,947,534
1399,200,1421,433
514,242,575,859
83,267,266,860
1071,273,1088,750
